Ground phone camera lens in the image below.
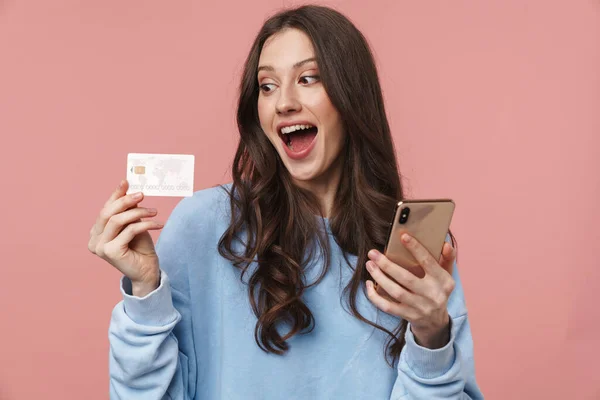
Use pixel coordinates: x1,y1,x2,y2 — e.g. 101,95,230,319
399,207,410,224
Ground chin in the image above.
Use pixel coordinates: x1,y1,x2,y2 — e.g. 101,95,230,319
286,167,319,182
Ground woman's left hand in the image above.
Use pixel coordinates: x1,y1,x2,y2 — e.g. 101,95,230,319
365,233,456,349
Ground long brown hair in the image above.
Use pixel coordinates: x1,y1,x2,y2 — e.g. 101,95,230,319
218,4,452,366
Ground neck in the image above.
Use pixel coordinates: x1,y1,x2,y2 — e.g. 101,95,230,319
292,156,344,218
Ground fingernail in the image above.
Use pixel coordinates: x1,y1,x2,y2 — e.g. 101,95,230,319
118,180,125,189
401,233,412,243
132,192,142,199
366,281,373,290
368,250,381,261
366,261,375,272
147,208,157,214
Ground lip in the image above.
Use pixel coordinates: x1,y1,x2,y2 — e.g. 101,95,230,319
275,120,319,161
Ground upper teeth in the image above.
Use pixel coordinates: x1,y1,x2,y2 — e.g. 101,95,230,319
280,124,314,135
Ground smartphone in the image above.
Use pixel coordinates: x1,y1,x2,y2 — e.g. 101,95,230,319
383,199,455,278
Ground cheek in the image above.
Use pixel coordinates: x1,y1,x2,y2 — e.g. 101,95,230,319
327,122,345,153
316,101,344,148
310,96,337,129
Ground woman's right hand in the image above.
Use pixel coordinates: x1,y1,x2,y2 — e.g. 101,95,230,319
88,179,165,297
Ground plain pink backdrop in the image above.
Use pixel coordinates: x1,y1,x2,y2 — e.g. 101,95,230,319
1,1,598,399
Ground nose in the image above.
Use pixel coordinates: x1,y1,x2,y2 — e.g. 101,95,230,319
275,84,301,115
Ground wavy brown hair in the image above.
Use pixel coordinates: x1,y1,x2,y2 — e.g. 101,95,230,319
218,4,455,366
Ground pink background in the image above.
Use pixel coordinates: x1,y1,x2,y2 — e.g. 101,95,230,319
1,1,598,399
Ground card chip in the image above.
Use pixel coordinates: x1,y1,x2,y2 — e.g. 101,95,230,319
133,166,145,174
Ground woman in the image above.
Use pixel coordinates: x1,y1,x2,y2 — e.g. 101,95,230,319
89,5,484,399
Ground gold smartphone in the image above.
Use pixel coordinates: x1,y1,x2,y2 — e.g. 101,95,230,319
383,199,455,278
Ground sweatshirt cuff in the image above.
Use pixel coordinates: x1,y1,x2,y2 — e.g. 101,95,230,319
403,319,456,379
120,270,178,326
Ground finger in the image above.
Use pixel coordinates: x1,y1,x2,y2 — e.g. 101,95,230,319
105,179,129,207
366,261,421,308
372,278,396,302
104,220,164,257
92,179,130,237
93,191,145,237
100,207,158,243
438,242,456,275
367,250,423,293
375,282,392,301
400,234,447,279
90,180,130,238
366,281,419,320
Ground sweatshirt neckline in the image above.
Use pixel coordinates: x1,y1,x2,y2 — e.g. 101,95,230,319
317,216,334,236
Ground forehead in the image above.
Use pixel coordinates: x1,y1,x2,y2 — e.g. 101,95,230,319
258,28,316,68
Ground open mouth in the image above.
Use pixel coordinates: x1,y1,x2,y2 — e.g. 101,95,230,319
278,124,318,153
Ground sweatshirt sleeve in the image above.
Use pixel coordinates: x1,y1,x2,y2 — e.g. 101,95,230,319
389,262,485,400
108,197,198,400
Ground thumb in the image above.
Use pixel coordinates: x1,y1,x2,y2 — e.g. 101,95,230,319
438,242,456,276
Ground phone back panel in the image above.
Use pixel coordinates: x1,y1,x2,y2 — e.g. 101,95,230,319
383,199,455,278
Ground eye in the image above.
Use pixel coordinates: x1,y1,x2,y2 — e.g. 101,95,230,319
259,83,277,93
299,75,320,85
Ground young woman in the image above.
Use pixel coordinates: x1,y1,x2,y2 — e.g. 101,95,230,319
89,5,484,399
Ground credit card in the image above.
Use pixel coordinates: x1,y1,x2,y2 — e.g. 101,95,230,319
126,153,195,197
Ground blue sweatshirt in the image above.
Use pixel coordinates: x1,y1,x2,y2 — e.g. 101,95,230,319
108,184,484,399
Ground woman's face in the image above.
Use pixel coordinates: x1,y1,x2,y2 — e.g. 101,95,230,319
257,28,345,186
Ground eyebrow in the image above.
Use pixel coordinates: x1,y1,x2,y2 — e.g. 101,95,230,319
257,57,317,73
